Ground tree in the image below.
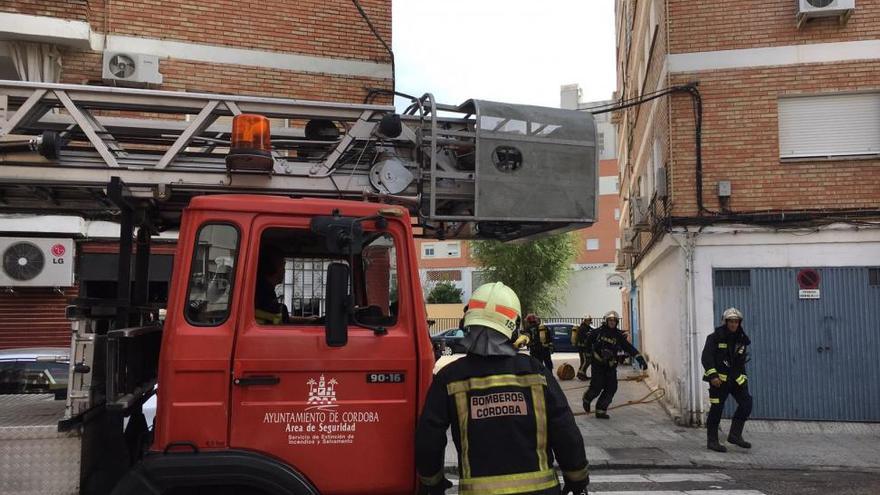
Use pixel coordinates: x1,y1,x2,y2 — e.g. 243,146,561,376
426,281,464,304
471,233,577,315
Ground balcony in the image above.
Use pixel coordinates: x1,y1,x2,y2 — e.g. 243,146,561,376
0,10,92,50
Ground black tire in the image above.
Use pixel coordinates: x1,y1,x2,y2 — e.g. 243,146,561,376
111,450,319,495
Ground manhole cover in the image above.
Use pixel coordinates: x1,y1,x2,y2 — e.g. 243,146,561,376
605,447,668,460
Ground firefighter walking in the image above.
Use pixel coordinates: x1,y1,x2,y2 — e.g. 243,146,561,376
702,307,753,453
572,316,594,381
416,282,589,495
581,311,647,419
524,314,555,371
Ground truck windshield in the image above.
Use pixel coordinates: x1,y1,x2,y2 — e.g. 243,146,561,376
255,227,399,327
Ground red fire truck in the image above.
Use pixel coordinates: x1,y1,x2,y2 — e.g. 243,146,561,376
0,80,598,494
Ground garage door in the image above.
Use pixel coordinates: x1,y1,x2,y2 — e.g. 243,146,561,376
713,267,880,421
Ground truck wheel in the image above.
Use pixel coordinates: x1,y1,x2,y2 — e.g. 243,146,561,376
112,450,319,495
441,345,453,356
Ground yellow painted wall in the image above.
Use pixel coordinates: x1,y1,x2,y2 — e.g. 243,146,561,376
426,303,465,319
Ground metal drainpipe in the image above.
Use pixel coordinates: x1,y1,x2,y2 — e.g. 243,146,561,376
671,229,701,425
685,232,703,425
629,265,638,350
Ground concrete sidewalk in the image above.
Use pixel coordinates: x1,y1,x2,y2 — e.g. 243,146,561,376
440,353,880,473
563,354,880,472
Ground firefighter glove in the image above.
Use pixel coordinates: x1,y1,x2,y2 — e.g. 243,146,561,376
562,478,589,495
513,333,530,349
710,377,723,388
636,355,648,370
418,478,453,495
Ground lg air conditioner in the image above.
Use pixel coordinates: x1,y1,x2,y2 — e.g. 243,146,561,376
0,238,75,287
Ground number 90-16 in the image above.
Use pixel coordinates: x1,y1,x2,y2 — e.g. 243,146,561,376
367,373,403,383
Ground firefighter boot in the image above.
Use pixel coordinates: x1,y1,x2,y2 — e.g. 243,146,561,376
594,410,610,419
727,420,752,449
582,389,594,414
707,427,727,453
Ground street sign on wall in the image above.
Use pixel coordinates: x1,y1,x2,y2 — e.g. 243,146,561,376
798,289,820,299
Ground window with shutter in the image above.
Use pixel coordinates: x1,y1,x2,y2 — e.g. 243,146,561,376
778,93,880,159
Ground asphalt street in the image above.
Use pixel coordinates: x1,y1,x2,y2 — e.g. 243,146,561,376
435,352,880,494
443,469,880,495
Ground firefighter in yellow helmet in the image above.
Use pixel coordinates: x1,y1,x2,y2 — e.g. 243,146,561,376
581,311,647,419
416,282,589,495
572,315,595,381
702,307,752,452
524,313,555,371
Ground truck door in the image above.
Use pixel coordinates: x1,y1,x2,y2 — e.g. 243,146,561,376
229,215,419,495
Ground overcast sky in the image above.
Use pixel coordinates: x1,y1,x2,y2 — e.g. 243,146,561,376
392,0,617,110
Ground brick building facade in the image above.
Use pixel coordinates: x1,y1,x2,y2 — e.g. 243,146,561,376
1,0,391,100
0,0,392,348
616,0,880,423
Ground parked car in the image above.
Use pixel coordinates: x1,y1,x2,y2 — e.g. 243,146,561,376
0,346,158,427
0,347,69,398
546,322,579,353
430,327,468,357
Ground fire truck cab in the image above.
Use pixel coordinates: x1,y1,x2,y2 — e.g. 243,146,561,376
114,196,433,495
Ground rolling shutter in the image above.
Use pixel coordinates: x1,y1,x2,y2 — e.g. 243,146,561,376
779,93,880,158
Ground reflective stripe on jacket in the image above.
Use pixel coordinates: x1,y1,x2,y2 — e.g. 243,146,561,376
701,325,750,384
416,353,588,495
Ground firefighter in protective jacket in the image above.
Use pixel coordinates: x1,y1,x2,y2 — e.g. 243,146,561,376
416,282,589,495
581,311,647,419
572,316,594,381
524,314,554,371
701,307,753,452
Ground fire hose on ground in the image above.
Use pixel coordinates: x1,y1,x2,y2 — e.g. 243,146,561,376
557,364,667,416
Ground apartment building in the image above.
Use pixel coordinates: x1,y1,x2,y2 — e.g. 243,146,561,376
0,0,392,348
614,0,880,423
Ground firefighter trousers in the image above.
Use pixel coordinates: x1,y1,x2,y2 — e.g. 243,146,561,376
577,349,590,377
583,365,617,413
706,382,753,433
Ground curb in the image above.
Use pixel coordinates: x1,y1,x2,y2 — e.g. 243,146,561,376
444,462,880,475
590,460,880,473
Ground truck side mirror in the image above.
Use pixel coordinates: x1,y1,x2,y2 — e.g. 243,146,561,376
325,262,350,347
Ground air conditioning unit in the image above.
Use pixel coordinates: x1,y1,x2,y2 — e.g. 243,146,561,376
631,197,649,230
655,166,668,199
102,51,163,87
620,231,637,253
797,0,854,28
0,238,75,287
615,251,631,271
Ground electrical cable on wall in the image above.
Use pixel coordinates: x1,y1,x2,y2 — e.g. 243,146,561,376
590,86,880,230
589,83,710,213
350,0,395,95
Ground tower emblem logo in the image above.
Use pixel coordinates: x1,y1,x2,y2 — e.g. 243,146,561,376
306,374,338,410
